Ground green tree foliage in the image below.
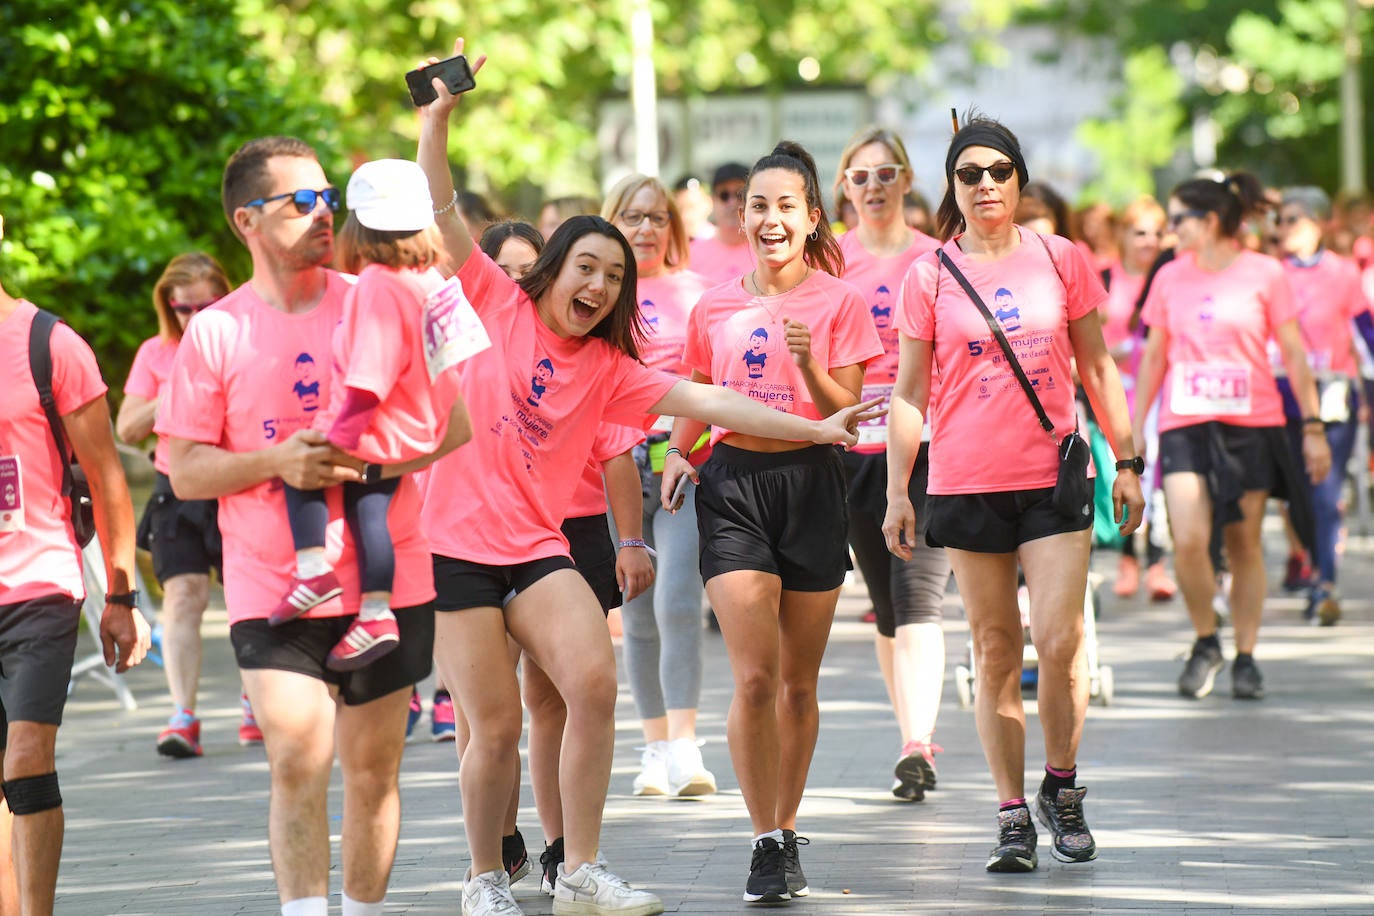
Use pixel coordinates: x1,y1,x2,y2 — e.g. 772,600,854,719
0,1,338,386
1039,0,1373,199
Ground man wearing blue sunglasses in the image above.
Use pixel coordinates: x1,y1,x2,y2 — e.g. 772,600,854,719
156,136,460,916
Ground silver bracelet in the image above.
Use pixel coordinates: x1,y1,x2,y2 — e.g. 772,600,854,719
433,188,459,216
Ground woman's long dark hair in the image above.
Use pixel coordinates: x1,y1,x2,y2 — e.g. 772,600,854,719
517,215,646,360
748,140,845,277
1171,171,1268,239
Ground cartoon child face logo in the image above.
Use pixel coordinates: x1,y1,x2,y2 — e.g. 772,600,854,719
527,358,555,407
871,284,893,330
3,483,14,505
992,288,1021,332
640,297,660,330
742,327,770,379
292,353,321,411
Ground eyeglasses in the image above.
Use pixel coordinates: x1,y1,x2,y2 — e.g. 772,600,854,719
619,209,671,228
1168,208,1208,228
716,188,745,203
953,162,1016,186
845,164,904,187
244,187,341,215
169,296,222,316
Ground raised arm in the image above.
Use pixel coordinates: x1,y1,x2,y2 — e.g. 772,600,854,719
416,38,486,271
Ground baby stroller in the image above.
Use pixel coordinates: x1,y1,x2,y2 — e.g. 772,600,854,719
953,571,1114,708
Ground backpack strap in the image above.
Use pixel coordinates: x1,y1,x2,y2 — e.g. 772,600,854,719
27,308,76,499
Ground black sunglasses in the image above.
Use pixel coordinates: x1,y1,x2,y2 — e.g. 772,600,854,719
1168,208,1208,228
716,188,744,203
245,187,341,215
954,162,1016,186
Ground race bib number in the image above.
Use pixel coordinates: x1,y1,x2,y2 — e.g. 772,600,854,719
422,277,492,382
0,455,25,533
858,384,892,446
1171,363,1251,416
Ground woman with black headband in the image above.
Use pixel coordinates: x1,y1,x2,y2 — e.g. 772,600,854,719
884,116,1142,873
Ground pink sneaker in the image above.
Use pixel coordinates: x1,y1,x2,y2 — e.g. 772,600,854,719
238,694,264,746
326,615,400,671
431,691,456,742
269,571,343,626
157,711,202,759
892,739,943,802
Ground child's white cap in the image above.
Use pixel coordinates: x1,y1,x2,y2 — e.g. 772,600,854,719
346,159,434,232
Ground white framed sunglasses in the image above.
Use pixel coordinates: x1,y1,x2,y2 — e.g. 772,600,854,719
844,164,904,187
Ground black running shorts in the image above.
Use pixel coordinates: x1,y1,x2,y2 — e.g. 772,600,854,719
925,487,1093,553
0,595,83,744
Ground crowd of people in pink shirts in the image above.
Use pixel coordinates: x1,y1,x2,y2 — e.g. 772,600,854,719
4,34,1374,916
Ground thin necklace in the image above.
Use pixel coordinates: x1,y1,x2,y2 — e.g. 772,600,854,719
749,266,812,298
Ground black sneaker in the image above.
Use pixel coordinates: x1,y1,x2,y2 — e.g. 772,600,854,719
985,805,1038,872
1032,785,1097,863
780,829,810,898
744,837,790,903
538,836,564,897
1231,654,1265,700
1178,639,1224,698
502,829,531,885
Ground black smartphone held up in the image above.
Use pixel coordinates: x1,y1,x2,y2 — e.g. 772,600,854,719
405,54,476,107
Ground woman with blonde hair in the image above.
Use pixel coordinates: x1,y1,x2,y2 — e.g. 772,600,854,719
601,174,718,800
118,252,247,756
832,126,950,803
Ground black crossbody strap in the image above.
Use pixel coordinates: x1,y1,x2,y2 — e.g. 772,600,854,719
27,308,76,499
937,248,1056,440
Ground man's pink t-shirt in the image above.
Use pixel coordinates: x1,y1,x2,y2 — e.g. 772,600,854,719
1,302,107,604
156,274,434,624
683,270,883,444
897,228,1105,495
566,423,647,519
689,236,755,287
123,335,180,474
312,264,463,464
420,251,678,566
1282,252,1370,379
637,270,709,377
1141,249,1296,432
839,229,940,454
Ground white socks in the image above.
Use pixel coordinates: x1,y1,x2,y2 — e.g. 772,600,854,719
296,547,331,579
341,893,385,916
359,593,394,623
753,828,785,847
280,898,327,916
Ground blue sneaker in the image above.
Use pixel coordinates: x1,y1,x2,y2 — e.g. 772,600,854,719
431,690,456,742
405,687,422,739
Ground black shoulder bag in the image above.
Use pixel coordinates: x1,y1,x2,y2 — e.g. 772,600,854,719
936,248,1092,520
28,308,97,547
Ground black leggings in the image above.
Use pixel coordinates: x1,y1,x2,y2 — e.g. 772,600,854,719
284,478,400,592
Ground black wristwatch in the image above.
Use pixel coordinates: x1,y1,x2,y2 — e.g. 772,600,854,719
1115,456,1145,475
106,590,139,607
361,463,384,485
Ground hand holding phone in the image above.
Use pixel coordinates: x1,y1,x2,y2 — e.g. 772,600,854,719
406,54,476,107
669,474,692,513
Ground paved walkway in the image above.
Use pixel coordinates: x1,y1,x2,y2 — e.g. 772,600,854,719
54,530,1374,914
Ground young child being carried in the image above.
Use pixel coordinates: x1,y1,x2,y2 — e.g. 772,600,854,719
273,158,482,670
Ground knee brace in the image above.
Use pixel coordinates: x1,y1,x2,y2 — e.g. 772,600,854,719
2,772,62,815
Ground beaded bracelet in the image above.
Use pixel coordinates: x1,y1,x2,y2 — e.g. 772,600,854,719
433,188,459,216
618,538,657,558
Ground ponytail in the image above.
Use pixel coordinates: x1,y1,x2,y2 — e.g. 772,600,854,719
1171,170,1268,238
748,140,845,277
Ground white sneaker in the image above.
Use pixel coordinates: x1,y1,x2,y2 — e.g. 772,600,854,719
631,741,670,796
462,867,524,916
553,859,663,916
665,737,716,797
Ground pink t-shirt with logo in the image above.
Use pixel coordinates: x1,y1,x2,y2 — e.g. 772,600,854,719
123,335,180,474
156,273,435,624
897,228,1105,494
566,423,648,519
420,250,678,566
683,270,883,444
311,264,463,464
1,302,107,604
689,236,756,287
839,229,940,454
637,270,709,377
1282,252,1370,379
1141,249,1296,432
